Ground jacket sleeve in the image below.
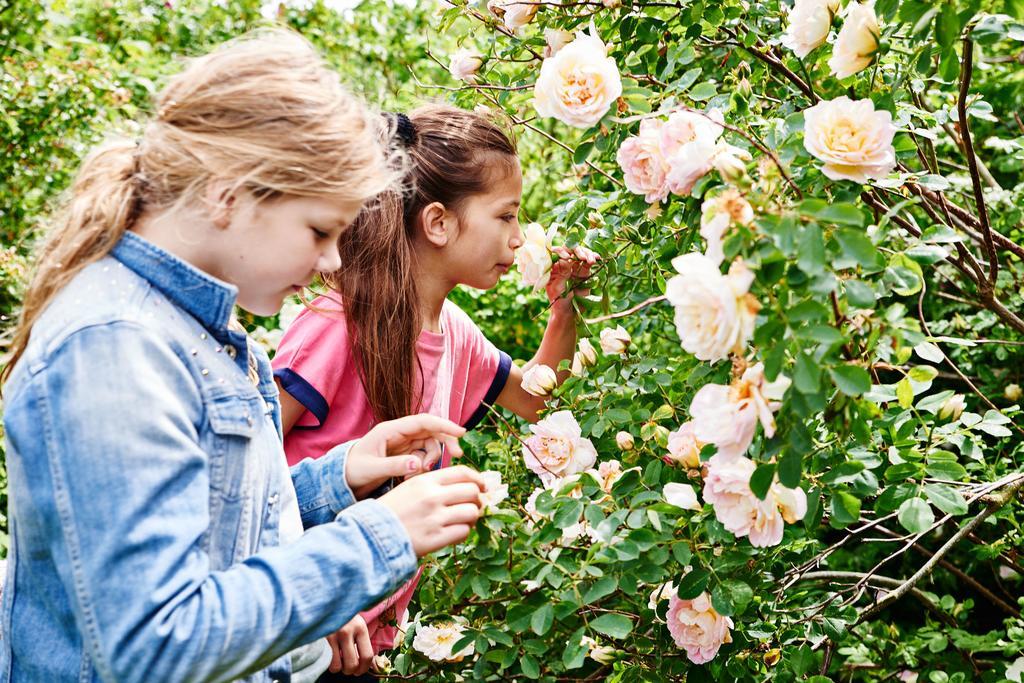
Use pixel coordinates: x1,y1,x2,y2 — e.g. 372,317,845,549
4,321,417,683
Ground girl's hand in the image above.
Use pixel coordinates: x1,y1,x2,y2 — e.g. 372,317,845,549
546,245,600,313
345,414,465,498
326,615,373,676
379,465,485,557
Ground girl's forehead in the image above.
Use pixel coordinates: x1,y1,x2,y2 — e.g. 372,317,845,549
479,162,523,203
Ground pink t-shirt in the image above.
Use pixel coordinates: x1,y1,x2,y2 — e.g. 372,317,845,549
272,295,510,652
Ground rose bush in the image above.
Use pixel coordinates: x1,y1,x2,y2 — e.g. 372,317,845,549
4,1,1024,682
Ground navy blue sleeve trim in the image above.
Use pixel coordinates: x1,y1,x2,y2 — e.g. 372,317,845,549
274,368,329,429
462,351,513,431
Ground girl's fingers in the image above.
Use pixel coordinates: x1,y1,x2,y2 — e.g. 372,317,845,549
421,438,443,470
327,633,343,673
436,464,487,489
440,482,486,506
443,502,485,526
340,633,359,675
355,626,374,674
433,523,473,548
439,433,463,459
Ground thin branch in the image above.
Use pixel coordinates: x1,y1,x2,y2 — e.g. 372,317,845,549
584,294,665,324
856,473,1024,624
956,34,998,288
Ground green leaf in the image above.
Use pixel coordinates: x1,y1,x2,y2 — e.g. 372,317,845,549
925,460,967,480
689,81,717,101
794,352,821,393
799,199,868,226
908,365,939,382
590,613,634,639
583,576,619,604
844,279,876,308
531,603,554,635
711,579,754,617
835,229,880,269
520,654,540,679
562,627,587,669
830,492,861,525
750,463,777,500
914,342,944,363
897,378,914,408
798,224,826,273
829,364,872,396
676,567,710,599
898,497,935,534
553,498,584,529
906,244,949,265
924,483,969,516
935,2,960,48
778,451,803,488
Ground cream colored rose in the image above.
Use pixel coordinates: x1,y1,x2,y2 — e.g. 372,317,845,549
544,28,573,57
572,337,599,375
480,470,509,511
500,0,538,30
515,222,554,289
666,253,760,362
711,141,752,184
664,482,701,511
700,188,754,266
803,95,896,182
522,410,598,486
1005,383,1022,401
829,1,880,79
615,431,635,451
782,0,841,58
648,581,677,610
599,325,632,354
533,26,622,129
412,620,474,662
666,421,704,468
521,363,557,396
580,636,618,664
666,591,734,664
448,48,483,82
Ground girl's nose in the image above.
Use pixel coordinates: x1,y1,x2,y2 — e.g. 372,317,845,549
318,244,342,273
509,226,524,250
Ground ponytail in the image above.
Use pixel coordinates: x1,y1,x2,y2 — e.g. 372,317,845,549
1,140,140,384
325,104,518,424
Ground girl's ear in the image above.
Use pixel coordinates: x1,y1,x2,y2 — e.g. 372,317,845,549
205,179,237,230
419,201,456,248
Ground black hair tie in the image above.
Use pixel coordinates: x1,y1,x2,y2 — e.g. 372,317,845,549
392,112,417,148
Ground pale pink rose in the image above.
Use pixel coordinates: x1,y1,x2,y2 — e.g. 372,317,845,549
615,431,635,451
648,581,677,610
665,253,760,363
659,109,723,196
782,0,841,58
666,421,704,468
666,591,734,664
689,362,790,460
702,454,806,548
534,25,622,129
412,620,474,662
589,459,625,493
448,48,483,82
803,96,896,182
617,118,670,203
522,411,598,486
829,1,880,79
700,188,753,266
480,470,509,511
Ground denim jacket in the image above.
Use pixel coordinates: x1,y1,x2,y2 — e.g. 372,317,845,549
0,232,417,682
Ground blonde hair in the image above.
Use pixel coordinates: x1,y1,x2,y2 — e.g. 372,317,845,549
2,29,396,383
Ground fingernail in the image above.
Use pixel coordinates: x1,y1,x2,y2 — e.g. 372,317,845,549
408,459,420,472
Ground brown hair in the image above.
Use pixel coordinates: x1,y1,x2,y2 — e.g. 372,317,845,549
2,29,396,384
323,104,518,424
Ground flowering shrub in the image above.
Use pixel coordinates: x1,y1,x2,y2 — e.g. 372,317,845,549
404,0,1024,680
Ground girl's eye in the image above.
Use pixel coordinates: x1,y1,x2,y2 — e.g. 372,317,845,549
311,227,330,240
500,214,517,222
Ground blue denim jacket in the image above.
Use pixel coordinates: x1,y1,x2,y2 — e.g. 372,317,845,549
0,232,417,682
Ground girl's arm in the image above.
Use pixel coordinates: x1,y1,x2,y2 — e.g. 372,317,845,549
496,246,598,423
7,322,477,683
278,379,305,434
